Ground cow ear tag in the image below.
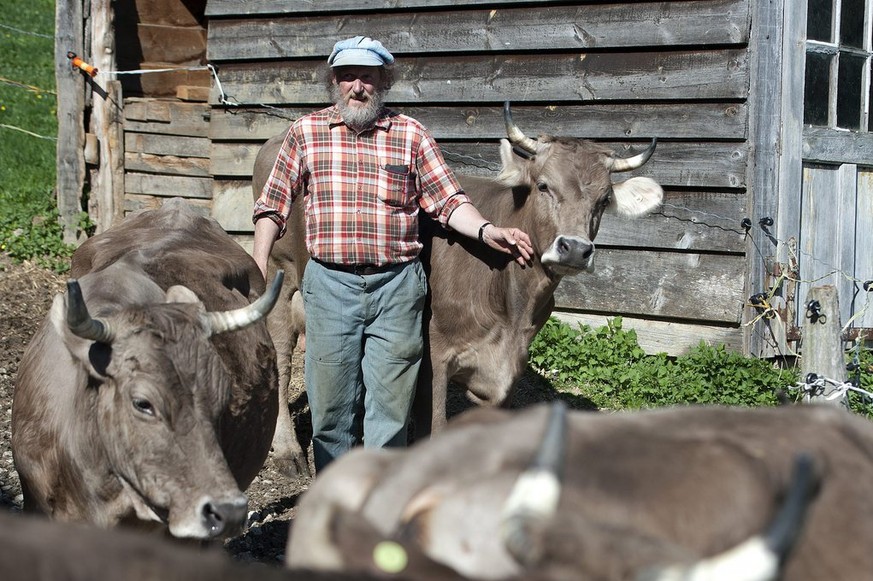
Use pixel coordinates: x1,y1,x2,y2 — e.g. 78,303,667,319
373,541,408,574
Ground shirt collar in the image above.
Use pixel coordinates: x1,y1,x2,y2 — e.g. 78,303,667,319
327,105,393,133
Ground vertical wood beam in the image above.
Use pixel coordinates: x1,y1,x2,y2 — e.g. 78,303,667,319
55,0,85,244
802,285,849,409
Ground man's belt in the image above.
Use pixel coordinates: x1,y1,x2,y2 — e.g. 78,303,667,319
313,258,399,276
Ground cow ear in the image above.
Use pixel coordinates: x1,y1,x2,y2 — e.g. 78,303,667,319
49,293,112,378
496,139,533,188
165,285,201,305
609,177,663,217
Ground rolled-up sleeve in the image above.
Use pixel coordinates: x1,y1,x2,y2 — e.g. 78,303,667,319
415,131,471,226
253,129,304,238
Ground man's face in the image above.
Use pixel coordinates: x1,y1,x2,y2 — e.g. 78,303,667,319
331,65,385,130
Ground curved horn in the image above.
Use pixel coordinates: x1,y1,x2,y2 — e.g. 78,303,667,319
205,270,284,336
608,138,657,173
638,453,819,581
500,401,568,567
66,280,115,343
503,101,539,155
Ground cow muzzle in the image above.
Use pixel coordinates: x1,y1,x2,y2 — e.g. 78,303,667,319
170,493,248,539
541,236,595,275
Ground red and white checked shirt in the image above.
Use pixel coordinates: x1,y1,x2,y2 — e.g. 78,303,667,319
253,105,471,266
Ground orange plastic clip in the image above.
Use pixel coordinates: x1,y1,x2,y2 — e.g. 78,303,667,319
67,51,98,77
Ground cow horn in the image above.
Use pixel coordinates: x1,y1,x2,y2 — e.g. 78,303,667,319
607,138,657,172
500,401,568,567
205,270,285,336
637,453,819,581
503,101,539,155
66,280,116,343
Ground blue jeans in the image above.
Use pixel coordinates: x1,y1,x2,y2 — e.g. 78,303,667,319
302,258,427,472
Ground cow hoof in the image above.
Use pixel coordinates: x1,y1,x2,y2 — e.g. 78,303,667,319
271,452,313,480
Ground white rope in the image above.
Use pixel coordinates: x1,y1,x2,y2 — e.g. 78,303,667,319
96,65,210,76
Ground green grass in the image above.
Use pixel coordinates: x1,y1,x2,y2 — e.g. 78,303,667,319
0,0,77,272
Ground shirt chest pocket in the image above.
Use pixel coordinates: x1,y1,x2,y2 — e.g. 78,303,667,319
378,163,416,207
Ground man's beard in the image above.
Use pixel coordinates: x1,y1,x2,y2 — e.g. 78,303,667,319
331,85,385,130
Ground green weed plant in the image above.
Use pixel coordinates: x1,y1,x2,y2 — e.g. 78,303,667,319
529,317,799,411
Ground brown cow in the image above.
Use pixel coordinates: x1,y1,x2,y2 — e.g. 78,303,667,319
11,199,282,539
252,103,663,474
287,403,864,581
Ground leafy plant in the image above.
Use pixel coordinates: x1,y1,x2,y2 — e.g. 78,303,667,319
529,317,798,411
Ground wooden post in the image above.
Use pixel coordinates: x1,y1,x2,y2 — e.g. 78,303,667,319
802,285,849,409
55,0,86,244
89,0,124,233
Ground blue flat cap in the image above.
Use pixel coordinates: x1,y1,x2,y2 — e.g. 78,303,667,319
328,36,395,68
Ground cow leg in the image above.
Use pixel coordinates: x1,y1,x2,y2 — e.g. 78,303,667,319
267,286,311,478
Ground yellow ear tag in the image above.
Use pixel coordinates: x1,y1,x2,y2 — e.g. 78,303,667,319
373,541,409,574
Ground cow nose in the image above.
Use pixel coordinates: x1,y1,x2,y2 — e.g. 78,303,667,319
201,495,248,538
555,236,594,261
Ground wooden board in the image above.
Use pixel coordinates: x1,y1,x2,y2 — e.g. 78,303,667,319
124,193,211,214
207,1,749,61
552,312,743,356
211,180,253,232
208,103,749,142
209,50,749,106
135,24,206,65
209,140,748,190
554,249,746,323
125,172,212,198
124,133,210,157
124,152,211,177
214,181,746,255
124,98,211,137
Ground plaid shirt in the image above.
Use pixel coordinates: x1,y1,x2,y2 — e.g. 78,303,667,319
253,105,470,266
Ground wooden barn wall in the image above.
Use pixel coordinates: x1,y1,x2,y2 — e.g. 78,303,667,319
204,0,752,356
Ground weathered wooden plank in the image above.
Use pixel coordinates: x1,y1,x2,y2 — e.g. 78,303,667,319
599,191,747,253
122,0,204,26
135,24,206,65
209,50,749,105
797,164,859,329
208,103,748,142
123,194,210,215
124,98,211,137
211,180,254,232
554,249,746,323
552,312,743,356
855,170,873,329
210,140,747,190
801,285,848,408
802,127,873,166
125,172,212,198
124,133,211,157
215,178,745,254
131,65,211,99
207,1,749,61
206,0,600,17
125,152,211,177
56,0,85,244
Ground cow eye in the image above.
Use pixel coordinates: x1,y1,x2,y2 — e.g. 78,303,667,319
132,397,156,417
536,182,549,193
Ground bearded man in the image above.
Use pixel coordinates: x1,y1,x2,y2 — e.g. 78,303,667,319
252,36,533,472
